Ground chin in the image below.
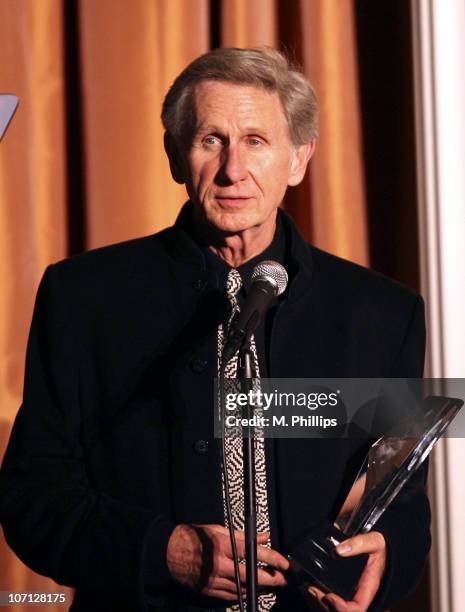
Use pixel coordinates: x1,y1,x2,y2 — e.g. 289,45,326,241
208,211,261,235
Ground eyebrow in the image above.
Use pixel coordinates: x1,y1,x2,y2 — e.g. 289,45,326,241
195,124,270,136
195,124,222,134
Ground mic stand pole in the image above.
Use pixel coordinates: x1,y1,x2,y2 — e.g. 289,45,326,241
238,340,258,612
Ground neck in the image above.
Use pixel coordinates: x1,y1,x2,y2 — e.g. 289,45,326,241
194,214,277,268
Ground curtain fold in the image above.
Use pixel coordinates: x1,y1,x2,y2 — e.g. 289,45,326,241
0,0,67,420
221,0,277,47
0,2,71,610
297,0,368,265
79,0,209,248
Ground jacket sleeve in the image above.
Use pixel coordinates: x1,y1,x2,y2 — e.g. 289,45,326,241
0,264,176,605
371,295,431,611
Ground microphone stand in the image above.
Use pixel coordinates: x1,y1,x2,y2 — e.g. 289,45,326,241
238,339,258,612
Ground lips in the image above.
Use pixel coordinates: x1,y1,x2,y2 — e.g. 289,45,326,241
215,196,253,206
216,196,251,199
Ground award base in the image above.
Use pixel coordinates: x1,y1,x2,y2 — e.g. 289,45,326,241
287,522,368,601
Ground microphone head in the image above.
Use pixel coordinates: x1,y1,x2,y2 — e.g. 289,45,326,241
251,260,288,296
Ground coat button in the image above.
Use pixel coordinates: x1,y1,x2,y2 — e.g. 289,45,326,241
192,279,209,292
194,440,209,454
191,358,207,373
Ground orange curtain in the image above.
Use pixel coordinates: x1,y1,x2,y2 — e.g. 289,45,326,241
221,0,277,47
79,0,209,248
0,2,70,610
0,1,367,608
299,0,368,265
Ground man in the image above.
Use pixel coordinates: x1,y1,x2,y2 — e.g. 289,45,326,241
0,48,430,612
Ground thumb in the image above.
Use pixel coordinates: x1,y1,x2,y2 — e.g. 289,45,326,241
335,531,385,557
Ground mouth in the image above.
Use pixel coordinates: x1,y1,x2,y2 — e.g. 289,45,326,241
215,196,253,208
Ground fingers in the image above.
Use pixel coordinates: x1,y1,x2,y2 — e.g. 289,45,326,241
204,557,286,601
234,529,270,542
257,567,288,587
206,575,244,595
308,586,326,600
320,533,387,612
201,557,245,601
321,592,350,611
221,529,288,572
257,532,270,544
206,589,241,601
256,543,289,571
333,532,386,610
321,591,374,612
191,525,289,600
335,531,386,557
305,586,331,611
221,557,287,588
350,550,386,609
234,530,272,549
212,526,270,543
220,557,247,584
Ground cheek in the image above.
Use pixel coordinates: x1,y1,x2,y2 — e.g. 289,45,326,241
193,159,219,190
253,154,292,191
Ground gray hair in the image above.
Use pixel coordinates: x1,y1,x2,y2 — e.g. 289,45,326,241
161,47,318,146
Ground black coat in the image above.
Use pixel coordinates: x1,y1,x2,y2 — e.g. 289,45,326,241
0,205,430,611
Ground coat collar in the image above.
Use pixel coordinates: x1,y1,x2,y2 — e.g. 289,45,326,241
162,201,314,302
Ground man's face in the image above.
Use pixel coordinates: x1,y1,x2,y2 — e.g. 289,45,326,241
168,80,314,236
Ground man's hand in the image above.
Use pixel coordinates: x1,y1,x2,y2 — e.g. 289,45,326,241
307,531,386,612
167,524,289,601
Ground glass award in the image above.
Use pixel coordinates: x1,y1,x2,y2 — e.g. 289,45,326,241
287,395,463,601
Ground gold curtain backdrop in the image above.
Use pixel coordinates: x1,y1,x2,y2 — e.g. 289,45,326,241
0,1,366,610
0,2,69,607
79,0,209,248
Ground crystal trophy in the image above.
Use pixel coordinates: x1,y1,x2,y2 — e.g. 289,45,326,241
286,395,463,601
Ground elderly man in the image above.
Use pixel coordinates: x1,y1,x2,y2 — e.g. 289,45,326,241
0,48,430,612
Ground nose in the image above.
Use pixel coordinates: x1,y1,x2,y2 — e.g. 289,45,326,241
217,143,248,185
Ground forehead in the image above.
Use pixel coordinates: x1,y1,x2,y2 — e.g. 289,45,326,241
191,80,289,133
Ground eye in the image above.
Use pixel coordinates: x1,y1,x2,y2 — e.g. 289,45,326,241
247,136,264,147
203,135,222,146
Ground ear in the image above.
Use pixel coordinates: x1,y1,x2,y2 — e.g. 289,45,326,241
164,132,186,184
288,140,316,187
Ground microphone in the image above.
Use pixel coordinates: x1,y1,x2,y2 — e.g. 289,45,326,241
222,260,288,363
